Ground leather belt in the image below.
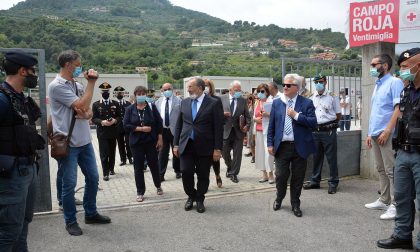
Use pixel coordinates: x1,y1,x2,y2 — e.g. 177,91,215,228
314,121,338,132
282,141,294,144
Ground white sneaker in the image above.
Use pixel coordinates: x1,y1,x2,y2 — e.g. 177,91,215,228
365,198,388,210
380,204,396,220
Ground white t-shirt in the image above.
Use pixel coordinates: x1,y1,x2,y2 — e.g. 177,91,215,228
340,96,351,115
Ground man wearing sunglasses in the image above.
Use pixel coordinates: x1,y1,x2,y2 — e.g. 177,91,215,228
303,74,341,195
267,74,317,217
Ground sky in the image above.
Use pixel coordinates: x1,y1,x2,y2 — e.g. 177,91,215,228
0,0,353,32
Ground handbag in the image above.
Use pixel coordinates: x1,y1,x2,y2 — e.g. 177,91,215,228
50,82,78,159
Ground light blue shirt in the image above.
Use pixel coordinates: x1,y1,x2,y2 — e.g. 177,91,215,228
368,73,404,137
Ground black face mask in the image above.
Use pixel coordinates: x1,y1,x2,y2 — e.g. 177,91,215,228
102,92,110,99
117,94,124,100
24,75,38,89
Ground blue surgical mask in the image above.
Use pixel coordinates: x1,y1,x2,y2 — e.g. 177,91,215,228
257,92,265,100
315,83,325,91
146,97,154,103
73,66,82,78
163,90,173,98
400,65,418,81
136,95,147,104
370,67,380,77
233,91,242,99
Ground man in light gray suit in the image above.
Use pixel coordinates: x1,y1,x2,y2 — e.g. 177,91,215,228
221,80,251,183
155,83,182,181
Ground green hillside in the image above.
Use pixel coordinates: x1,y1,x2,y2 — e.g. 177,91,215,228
0,0,354,86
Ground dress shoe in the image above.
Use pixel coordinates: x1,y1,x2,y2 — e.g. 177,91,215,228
273,199,282,211
85,213,111,224
328,186,337,194
176,173,182,179
196,201,206,213
110,171,115,175
184,198,194,211
226,172,231,178
119,161,126,166
292,207,303,217
250,157,255,163
160,176,165,182
377,235,413,249
128,158,133,164
231,175,239,183
103,176,109,181
66,222,83,236
303,183,320,190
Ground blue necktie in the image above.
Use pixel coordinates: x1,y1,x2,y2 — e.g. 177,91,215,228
165,97,170,127
191,99,198,139
284,99,293,135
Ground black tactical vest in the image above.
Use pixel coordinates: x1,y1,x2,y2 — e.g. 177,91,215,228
0,83,45,156
400,83,420,146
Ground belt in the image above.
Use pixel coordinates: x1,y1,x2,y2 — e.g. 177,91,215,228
282,141,294,144
401,144,420,153
314,121,338,132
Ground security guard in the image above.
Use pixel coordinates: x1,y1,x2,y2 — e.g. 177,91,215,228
304,74,341,194
113,86,132,166
92,82,120,181
0,51,45,251
377,48,420,250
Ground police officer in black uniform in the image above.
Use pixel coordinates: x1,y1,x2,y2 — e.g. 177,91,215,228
114,86,133,166
377,48,420,250
0,50,45,251
92,82,120,181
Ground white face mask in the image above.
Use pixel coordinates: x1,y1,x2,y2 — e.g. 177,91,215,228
190,93,198,99
204,87,210,94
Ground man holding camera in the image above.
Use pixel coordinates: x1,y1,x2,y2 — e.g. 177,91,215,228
92,82,120,181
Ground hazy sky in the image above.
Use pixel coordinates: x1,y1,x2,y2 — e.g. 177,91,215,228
0,0,354,32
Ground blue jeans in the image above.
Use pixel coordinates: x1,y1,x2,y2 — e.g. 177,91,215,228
57,143,99,224
311,130,339,187
0,156,36,252
393,150,420,247
339,115,351,131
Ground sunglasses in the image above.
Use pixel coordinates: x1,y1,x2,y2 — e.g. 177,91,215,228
282,84,298,88
257,90,265,94
370,62,382,67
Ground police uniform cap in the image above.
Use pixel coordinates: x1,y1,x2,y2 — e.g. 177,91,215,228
4,50,38,67
99,82,112,90
398,48,420,67
114,86,125,92
313,73,326,82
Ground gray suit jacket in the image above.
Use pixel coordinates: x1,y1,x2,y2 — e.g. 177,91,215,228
155,95,182,136
221,94,251,139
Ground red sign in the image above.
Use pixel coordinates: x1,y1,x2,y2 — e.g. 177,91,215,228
349,0,400,47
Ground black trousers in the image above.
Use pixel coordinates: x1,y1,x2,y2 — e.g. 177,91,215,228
180,140,212,202
222,130,244,176
117,132,132,162
98,137,117,176
274,142,307,208
159,128,180,176
131,142,161,195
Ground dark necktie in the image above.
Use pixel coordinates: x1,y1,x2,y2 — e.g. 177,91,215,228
165,97,170,127
230,98,235,114
104,101,108,106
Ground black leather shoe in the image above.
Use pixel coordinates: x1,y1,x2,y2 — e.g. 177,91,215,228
176,173,182,179
292,207,303,217
66,222,83,236
119,162,126,166
196,201,206,213
110,171,115,175
377,235,413,249
231,175,239,183
328,186,337,194
226,172,231,178
128,158,133,164
85,213,111,224
303,183,320,190
185,198,194,211
273,199,282,211
103,176,109,181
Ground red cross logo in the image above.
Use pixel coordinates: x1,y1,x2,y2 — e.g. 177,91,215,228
407,12,417,22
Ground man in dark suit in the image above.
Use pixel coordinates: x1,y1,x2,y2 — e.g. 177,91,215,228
173,77,223,213
221,80,251,183
92,82,121,181
114,86,133,166
267,73,317,217
155,83,182,181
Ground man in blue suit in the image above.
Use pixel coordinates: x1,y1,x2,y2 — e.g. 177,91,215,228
267,73,317,217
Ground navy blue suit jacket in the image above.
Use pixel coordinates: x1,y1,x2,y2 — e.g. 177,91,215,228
267,95,317,159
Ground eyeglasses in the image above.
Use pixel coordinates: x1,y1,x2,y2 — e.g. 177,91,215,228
370,62,382,67
282,84,298,88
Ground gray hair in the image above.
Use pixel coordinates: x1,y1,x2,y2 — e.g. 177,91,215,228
296,76,306,88
284,73,301,88
58,50,81,68
230,80,241,88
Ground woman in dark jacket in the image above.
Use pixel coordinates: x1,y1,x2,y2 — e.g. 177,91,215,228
124,86,163,202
